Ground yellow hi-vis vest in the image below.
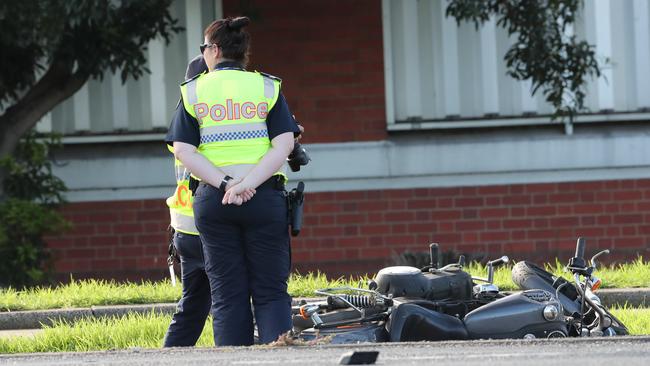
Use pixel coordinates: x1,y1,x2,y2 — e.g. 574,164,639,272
165,145,198,235
179,69,287,181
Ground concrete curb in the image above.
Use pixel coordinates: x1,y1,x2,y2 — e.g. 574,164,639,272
0,290,647,330
0,298,323,330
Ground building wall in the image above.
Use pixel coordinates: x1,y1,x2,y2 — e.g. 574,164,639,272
223,0,388,143
47,179,650,279
43,0,650,280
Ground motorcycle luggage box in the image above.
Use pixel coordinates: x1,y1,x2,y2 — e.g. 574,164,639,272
388,303,469,342
374,266,473,301
464,290,567,339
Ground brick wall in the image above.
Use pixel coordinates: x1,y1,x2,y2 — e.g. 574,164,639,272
45,200,169,281
223,0,388,143
46,179,650,280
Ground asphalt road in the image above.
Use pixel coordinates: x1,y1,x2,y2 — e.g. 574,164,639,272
1,336,649,366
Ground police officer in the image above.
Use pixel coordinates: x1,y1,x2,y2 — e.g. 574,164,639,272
162,56,211,347
166,16,300,346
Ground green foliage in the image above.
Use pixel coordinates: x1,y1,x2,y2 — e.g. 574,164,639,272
0,132,69,287
446,0,600,119
0,0,183,103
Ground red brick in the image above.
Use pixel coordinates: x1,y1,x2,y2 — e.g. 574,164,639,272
66,249,96,259
358,201,389,211
70,224,96,236
336,214,366,225
612,191,643,201
573,204,604,214
571,181,604,191
525,183,557,193
548,193,581,204
503,219,533,229
480,231,509,242
477,185,509,195
313,249,345,261
479,208,509,219
337,237,367,248
89,236,118,247
534,219,549,228
384,211,415,222
407,222,438,233
485,221,501,230
455,221,485,231
407,199,437,210
502,196,531,206
622,226,637,236
319,215,336,225
550,217,580,227
430,210,462,220
526,206,557,216
91,259,121,271
113,223,143,234
383,189,413,199
437,198,454,208
312,226,343,237
454,197,484,208
613,214,644,224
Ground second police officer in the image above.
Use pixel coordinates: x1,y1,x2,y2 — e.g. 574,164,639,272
166,17,300,346
162,55,211,347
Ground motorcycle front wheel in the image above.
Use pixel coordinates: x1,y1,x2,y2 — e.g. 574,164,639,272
511,261,628,335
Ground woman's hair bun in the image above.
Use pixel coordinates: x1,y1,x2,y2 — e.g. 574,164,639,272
227,16,250,30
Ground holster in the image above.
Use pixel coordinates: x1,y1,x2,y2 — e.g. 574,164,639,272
167,227,180,265
287,182,305,237
188,176,199,195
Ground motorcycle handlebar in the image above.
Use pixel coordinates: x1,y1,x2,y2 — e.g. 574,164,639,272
429,243,439,270
575,237,586,260
488,256,509,267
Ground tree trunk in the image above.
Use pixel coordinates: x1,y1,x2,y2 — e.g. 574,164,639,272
0,60,89,200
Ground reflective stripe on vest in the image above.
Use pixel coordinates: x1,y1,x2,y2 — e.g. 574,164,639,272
169,208,198,235
180,70,287,181
166,145,198,235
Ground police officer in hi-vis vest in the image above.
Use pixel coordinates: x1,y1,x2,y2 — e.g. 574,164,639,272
162,56,211,347
166,17,300,346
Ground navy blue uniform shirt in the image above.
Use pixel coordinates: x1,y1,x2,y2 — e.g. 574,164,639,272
166,61,300,147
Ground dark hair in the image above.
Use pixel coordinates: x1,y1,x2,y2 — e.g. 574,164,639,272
204,16,251,66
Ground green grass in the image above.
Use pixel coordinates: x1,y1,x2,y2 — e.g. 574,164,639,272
1,307,649,354
0,312,214,354
1,258,648,312
0,278,183,312
466,257,650,291
610,305,650,336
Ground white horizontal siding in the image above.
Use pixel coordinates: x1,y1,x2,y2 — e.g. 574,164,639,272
54,128,650,201
384,0,650,126
46,0,220,135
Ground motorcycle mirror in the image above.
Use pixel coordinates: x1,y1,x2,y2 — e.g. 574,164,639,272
488,256,509,267
458,255,466,267
590,249,610,269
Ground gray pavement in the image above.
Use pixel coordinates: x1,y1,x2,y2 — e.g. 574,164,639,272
1,335,649,365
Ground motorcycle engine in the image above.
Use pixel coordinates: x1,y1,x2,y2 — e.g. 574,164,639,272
374,266,473,301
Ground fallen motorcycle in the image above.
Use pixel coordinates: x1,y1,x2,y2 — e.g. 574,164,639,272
291,238,627,343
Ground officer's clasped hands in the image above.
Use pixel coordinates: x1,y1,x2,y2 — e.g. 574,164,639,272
222,179,256,206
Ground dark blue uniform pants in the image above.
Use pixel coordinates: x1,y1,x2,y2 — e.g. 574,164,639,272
163,232,211,347
193,181,292,346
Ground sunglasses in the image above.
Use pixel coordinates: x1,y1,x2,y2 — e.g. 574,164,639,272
199,43,217,53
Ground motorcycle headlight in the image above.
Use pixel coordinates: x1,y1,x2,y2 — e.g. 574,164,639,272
543,304,559,321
